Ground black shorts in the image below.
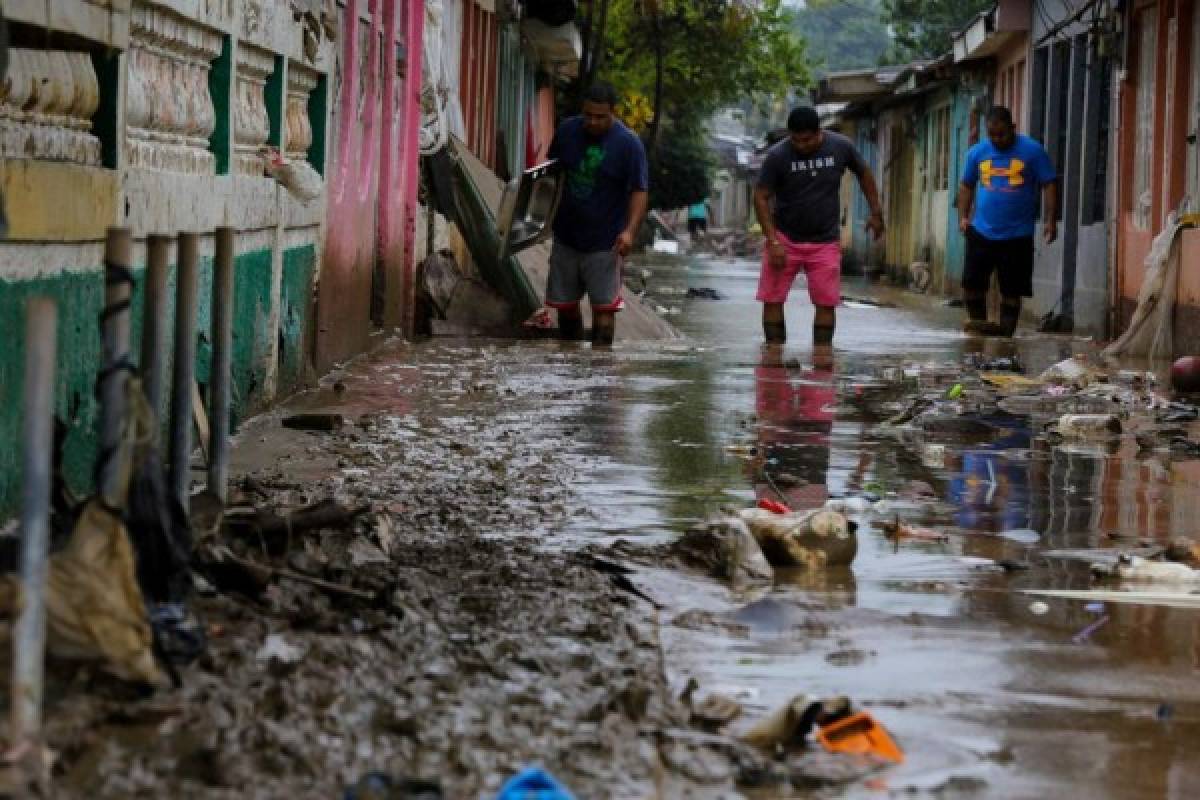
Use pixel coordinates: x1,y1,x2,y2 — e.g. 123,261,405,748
963,227,1034,298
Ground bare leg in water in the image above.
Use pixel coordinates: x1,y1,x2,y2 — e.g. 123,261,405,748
763,303,838,345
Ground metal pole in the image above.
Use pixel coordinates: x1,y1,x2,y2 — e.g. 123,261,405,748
209,227,234,503
169,232,200,514
141,234,172,423
11,297,57,748
99,227,133,509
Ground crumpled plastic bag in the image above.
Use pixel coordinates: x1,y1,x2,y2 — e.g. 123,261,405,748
738,508,856,568
2,499,166,686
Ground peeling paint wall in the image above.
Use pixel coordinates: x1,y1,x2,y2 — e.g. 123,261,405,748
0,0,347,519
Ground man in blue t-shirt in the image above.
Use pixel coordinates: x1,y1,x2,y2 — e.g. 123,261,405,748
546,83,649,346
956,105,1058,337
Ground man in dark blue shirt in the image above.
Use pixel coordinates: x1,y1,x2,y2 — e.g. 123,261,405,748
957,106,1058,337
546,83,649,345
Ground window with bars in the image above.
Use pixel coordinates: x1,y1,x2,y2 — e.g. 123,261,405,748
1082,55,1113,226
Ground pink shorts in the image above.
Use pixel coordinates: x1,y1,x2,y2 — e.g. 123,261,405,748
757,235,842,307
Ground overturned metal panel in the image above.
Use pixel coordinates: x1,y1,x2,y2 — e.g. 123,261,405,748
496,159,564,262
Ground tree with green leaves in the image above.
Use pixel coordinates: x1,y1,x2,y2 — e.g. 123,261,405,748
880,0,992,61
577,0,808,209
791,0,892,74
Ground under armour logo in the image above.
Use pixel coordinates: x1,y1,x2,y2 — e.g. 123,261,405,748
980,158,1025,188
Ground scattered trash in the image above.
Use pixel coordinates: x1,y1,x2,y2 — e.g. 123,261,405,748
495,766,575,800
922,443,946,469
262,146,323,202
0,498,167,686
1156,703,1174,721
876,518,949,543
682,679,744,731
282,412,345,432
1039,356,1105,389
998,528,1041,545
670,516,774,586
1084,602,1106,614
1093,554,1200,584
1072,615,1110,644
686,287,723,300
1022,589,1200,610
652,238,680,255
817,711,905,764
1029,601,1050,616
1054,414,1122,439
741,695,850,750
757,498,791,515
946,383,964,400
738,508,856,568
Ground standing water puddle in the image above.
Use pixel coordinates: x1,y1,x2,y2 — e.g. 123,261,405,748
533,252,1200,797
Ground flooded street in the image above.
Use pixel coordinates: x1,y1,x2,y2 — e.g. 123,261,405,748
41,252,1200,798
527,251,1200,798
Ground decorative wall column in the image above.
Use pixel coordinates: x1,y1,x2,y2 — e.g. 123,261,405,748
0,49,102,164
285,63,319,161
126,2,222,174
234,44,274,175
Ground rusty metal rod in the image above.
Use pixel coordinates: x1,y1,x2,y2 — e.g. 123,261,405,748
98,227,133,509
209,227,234,503
11,297,58,747
141,234,172,424
169,232,200,514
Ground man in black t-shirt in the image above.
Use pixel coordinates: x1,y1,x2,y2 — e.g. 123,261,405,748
753,107,885,346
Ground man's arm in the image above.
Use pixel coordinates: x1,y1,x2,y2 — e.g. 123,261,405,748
1042,181,1059,243
854,166,885,240
754,185,786,269
956,182,975,233
614,190,648,256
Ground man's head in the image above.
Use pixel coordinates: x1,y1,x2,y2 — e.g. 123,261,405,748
985,106,1016,150
581,83,619,138
786,106,823,155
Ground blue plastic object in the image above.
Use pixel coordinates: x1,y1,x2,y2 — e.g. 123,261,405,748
495,767,576,800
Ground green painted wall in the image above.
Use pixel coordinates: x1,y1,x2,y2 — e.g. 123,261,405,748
0,245,313,519
278,244,316,396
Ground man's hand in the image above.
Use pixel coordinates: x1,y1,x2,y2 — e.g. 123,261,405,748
1043,220,1058,244
767,238,786,269
959,217,971,235
614,230,634,257
866,212,886,241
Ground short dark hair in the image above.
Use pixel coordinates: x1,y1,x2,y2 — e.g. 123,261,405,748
986,105,1014,126
787,106,820,133
583,82,619,109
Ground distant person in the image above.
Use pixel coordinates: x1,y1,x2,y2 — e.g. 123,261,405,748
546,83,649,346
753,107,885,346
957,105,1058,337
687,200,709,236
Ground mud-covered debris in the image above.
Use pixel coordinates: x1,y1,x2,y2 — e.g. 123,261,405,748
0,499,166,686
282,412,345,431
670,516,773,586
1054,413,1123,439
1164,539,1200,566
223,497,369,554
256,632,304,665
787,749,889,789
680,679,743,731
876,518,948,543
739,508,856,568
740,695,850,750
1040,356,1106,389
1092,554,1200,583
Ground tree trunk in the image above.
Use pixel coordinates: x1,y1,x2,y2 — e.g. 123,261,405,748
586,0,612,89
645,14,665,158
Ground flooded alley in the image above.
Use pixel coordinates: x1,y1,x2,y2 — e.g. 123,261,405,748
35,250,1200,799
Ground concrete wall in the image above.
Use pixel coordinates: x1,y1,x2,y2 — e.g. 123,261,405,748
0,0,424,517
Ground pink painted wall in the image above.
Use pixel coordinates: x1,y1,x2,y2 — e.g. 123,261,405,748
317,0,424,370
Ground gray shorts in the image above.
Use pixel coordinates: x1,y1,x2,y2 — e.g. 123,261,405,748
546,240,624,312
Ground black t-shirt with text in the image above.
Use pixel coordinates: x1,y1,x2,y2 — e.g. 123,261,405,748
756,131,866,243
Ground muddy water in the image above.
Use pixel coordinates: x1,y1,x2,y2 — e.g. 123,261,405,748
539,253,1200,798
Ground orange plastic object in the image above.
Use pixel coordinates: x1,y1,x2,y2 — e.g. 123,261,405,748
757,498,791,514
817,712,905,763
